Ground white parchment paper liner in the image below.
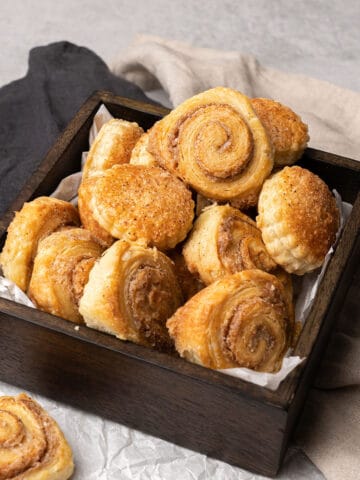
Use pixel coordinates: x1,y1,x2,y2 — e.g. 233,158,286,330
0,105,353,391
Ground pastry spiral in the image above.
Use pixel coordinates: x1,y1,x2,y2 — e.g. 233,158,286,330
167,270,293,373
183,204,276,285
78,164,194,250
148,87,274,209
28,228,104,323
0,197,80,292
251,98,309,166
82,118,143,179
257,166,340,274
79,240,183,351
0,393,74,480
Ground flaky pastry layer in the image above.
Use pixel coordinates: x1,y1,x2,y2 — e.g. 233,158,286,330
83,118,143,179
148,87,274,209
183,204,276,285
0,197,80,292
257,166,339,274
167,270,293,373
251,98,309,166
79,240,183,351
0,393,74,480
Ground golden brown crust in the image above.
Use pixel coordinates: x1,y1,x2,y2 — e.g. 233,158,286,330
0,197,80,291
148,87,274,209
257,166,340,274
78,177,115,248
28,228,104,323
183,204,276,285
83,118,143,179
79,240,183,351
129,131,158,167
0,393,74,480
78,164,195,251
251,98,309,166
167,270,292,373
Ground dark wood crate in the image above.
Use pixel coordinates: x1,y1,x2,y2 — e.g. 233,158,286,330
0,91,359,477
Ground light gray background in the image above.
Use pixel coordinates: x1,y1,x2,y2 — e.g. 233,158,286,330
0,1,358,478
0,0,359,92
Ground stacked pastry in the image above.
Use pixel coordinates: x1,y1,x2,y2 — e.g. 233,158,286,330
0,87,340,375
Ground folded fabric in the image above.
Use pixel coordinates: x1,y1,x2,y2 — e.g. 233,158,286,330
0,41,153,217
112,34,360,161
112,35,360,480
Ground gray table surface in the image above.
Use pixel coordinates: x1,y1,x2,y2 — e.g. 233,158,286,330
0,1,358,479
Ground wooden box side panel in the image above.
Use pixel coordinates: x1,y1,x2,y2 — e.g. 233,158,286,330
0,312,286,477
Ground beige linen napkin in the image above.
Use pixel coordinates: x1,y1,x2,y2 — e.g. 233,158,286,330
111,35,360,480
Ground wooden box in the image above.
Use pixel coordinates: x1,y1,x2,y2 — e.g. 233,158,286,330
0,91,359,477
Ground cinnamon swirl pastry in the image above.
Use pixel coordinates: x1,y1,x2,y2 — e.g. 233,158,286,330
148,87,274,209
183,204,276,285
0,197,80,291
79,240,183,351
250,98,309,166
28,228,104,323
82,118,143,179
0,393,74,480
78,164,194,250
167,270,293,373
130,131,158,167
257,166,340,274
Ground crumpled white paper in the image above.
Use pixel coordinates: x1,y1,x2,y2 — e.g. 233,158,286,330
0,380,325,480
0,104,353,392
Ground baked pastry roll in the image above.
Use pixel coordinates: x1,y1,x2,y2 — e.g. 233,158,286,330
82,118,143,179
167,270,293,373
79,240,183,351
28,228,104,323
130,131,158,167
0,393,74,480
257,166,340,274
183,204,276,285
0,197,80,291
251,98,309,166
148,87,274,209
78,164,194,250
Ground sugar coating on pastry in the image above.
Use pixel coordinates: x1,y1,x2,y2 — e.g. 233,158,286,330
251,98,309,166
0,393,74,479
257,166,339,274
78,164,194,250
83,118,143,179
0,197,80,291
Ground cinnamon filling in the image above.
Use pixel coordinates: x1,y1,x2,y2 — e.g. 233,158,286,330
217,215,276,273
0,410,25,448
221,294,287,372
168,104,254,180
71,256,96,306
127,264,177,351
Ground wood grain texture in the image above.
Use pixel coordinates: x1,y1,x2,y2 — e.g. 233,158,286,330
0,91,359,476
